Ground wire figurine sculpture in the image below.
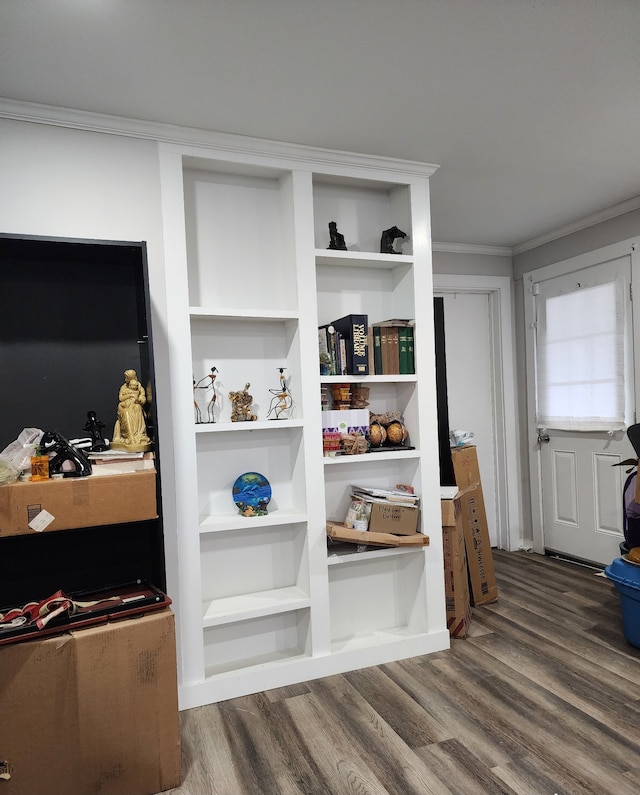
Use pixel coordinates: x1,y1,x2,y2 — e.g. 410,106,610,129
267,368,294,420
193,367,218,423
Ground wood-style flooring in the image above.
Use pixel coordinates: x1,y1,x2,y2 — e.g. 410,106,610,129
163,550,640,795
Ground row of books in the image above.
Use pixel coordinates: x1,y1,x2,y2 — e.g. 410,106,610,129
318,315,415,376
372,322,415,375
319,314,369,376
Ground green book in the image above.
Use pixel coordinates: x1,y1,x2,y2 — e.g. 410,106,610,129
398,326,410,374
373,326,383,375
406,326,415,374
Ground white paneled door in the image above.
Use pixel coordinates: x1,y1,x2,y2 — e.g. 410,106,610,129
526,242,638,566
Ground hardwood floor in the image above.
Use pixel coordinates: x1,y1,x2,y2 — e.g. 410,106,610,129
163,551,640,795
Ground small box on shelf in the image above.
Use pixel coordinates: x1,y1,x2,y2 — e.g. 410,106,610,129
368,502,419,535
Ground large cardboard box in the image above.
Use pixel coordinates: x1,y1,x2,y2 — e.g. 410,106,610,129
450,445,482,489
368,501,419,535
442,504,472,638
0,609,181,795
441,496,456,527
0,470,157,537
456,483,498,605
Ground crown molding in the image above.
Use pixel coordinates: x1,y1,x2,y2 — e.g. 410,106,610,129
432,241,512,257
0,97,439,179
512,195,640,256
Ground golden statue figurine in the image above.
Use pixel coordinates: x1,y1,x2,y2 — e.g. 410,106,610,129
229,383,257,422
111,369,152,451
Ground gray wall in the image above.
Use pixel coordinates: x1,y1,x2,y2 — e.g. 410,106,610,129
433,250,512,277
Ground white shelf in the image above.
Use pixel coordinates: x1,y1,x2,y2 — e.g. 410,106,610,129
199,510,307,533
189,306,299,322
204,649,310,681
202,586,311,627
160,136,448,710
315,250,413,268
331,627,429,654
324,450,420,465
195,419,304,433
320,374,417,384
327,546,421,565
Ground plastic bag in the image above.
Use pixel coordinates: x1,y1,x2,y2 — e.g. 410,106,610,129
449,429,475,448
0,428,43,473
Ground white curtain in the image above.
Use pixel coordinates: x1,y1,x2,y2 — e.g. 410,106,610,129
536,277,627,431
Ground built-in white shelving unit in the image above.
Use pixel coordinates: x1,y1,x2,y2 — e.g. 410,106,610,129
159,137,449,709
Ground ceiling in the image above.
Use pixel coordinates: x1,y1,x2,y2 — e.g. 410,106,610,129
1,0,639,250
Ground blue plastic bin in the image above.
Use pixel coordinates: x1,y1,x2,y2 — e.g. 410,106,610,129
604,557,640,648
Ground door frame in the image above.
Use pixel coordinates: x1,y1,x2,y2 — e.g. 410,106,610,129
523,238,640,555
433,274,520,551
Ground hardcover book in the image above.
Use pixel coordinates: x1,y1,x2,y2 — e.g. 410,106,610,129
398,326,415,374
330,314,369,375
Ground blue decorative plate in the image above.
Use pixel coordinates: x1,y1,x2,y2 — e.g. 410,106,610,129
232,472,272,516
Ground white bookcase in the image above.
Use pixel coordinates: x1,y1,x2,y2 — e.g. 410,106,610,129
159,137,449,709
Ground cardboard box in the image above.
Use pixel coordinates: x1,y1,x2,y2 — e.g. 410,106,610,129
455,483,498,605
441,498,456,527
450,445,482,489
321,409,369,436
368,501,420,535
327,520,429,547
0,609,181,795
442,511,472,638
0,470,157,537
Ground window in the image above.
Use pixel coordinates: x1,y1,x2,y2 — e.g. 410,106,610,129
536,277,627,431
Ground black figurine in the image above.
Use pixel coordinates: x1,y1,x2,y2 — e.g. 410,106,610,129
380,225,407,254
40,430,92,478
84,410,109,452
327,221,347,251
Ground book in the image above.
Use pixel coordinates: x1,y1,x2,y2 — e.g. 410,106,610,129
367,325,375,374
388,326,400,374
406,325,415,373
89,451,156,476
372,318,414,327
338,334,348,376
318,325,331,374
373,326,383,375
351,484,420,507
398,326,412,374
330,314,369,375
379,326,390,374
319,324,339,375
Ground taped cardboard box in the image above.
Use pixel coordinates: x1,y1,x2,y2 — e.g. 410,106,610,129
456,483,498,605
442,510,472,638
0,609,181,795
0,470,157,537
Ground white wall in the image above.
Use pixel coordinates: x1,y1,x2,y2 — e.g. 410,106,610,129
0,118,179,598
